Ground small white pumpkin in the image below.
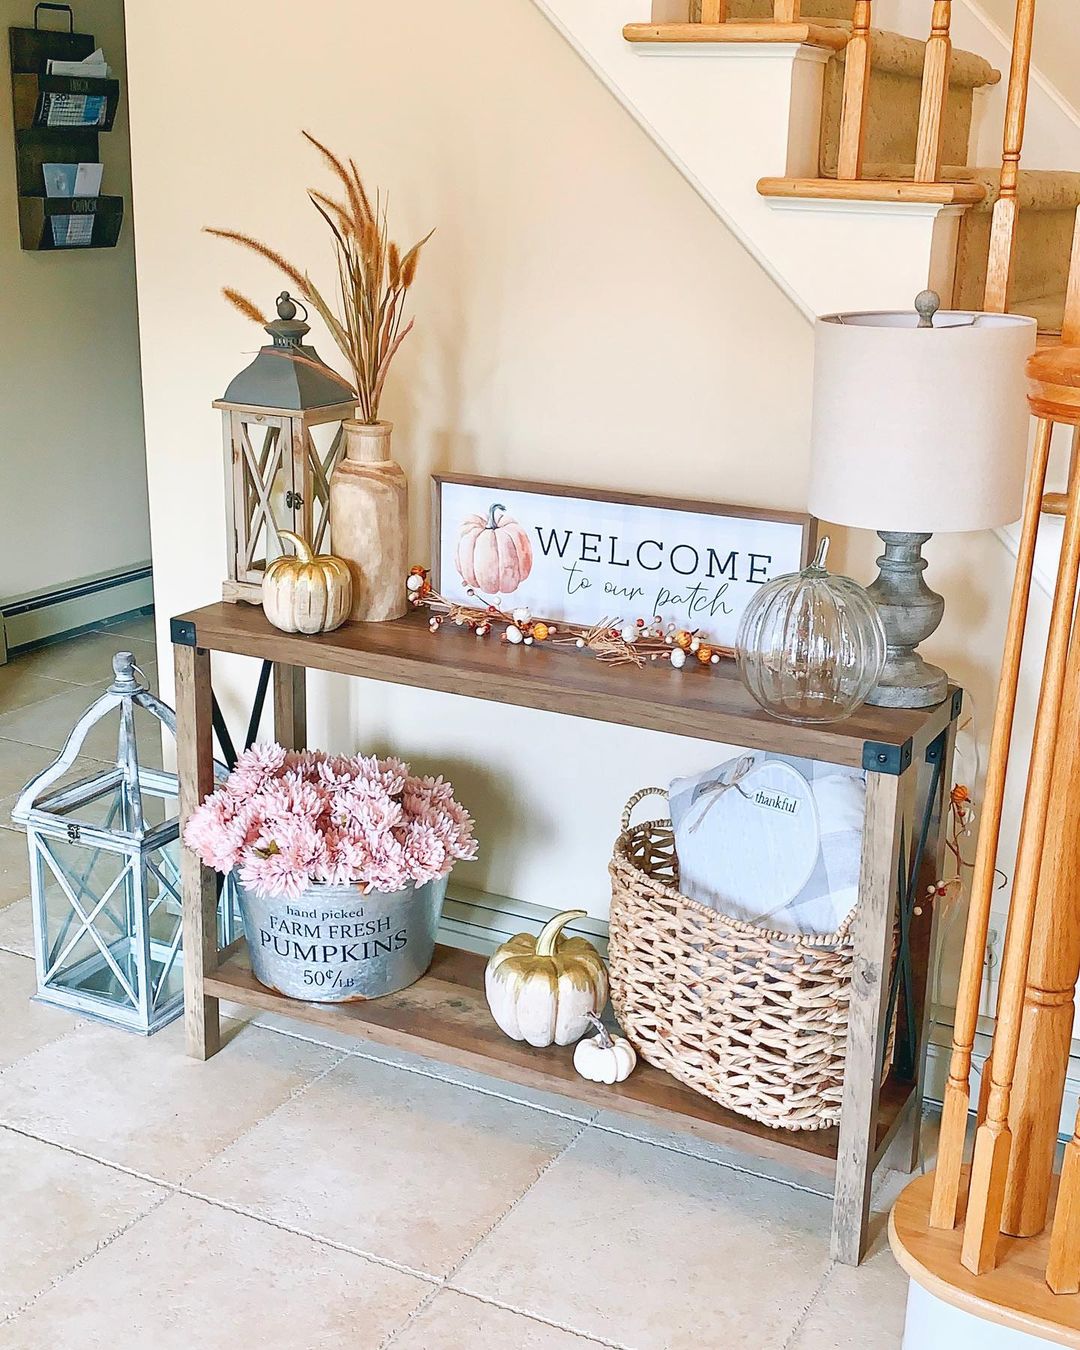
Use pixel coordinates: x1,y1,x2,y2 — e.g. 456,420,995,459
485,909,608,1048
573,1012,637,1084
262,531,352,635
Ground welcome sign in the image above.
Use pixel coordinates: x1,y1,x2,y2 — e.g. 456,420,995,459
433,475,814,647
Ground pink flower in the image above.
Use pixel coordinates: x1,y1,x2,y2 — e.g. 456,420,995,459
183,744,477,898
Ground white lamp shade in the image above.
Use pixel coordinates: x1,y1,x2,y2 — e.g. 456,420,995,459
808,309,1037,533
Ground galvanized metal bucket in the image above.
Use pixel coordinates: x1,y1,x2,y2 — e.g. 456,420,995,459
236,876,449,1001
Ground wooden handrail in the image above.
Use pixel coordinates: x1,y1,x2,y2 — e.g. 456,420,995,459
914,0,954,182
984,0,1038,311
837,0,872,180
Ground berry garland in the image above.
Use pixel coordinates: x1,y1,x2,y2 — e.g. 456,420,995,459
406,567,735,670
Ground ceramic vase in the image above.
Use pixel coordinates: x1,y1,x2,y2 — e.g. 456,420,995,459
329,420,408,622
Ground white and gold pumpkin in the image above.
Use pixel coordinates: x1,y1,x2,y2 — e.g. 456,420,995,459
262,531,352,635
484,909,608,1048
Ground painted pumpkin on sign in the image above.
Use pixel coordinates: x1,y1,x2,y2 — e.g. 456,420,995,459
485,909,608,1047
457,503,533,595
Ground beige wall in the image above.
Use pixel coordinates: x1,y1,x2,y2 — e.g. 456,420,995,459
125,0,1031,921
1,0,148,601
977,0,1080,113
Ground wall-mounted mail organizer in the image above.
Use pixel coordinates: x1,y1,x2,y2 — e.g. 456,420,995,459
9,4,123,250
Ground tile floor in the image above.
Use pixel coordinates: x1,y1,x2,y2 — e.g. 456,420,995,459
0,615,921,1349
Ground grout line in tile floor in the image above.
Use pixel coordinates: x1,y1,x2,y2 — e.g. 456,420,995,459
0,1109,629,1348
0,1047,353,1331
778,1257,838,1350
257,1017,839,1199
0,1158,174,1328
378,1121,633,1350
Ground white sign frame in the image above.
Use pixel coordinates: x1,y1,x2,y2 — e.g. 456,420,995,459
432,475,816,647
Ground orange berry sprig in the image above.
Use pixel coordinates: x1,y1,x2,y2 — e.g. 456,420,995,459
405,569,733,669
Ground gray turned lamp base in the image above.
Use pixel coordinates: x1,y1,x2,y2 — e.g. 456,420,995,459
864,531,949,710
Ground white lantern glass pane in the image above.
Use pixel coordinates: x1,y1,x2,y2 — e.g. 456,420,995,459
308,421,345,553
238,417,290,579
38,836,141,1011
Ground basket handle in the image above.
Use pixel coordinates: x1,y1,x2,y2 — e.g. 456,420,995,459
621,787,668,831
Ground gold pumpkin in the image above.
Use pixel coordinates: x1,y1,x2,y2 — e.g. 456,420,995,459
485,909,608,1048
262,532,352,635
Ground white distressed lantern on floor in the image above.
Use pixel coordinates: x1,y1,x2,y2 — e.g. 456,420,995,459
215,291,356,604
11,652,233,1034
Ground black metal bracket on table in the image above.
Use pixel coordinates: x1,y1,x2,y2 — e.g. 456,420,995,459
169,617,272,770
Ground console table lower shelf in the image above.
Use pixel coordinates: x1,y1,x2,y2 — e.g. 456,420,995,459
206,938,917,1182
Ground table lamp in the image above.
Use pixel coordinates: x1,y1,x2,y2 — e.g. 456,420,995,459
808,293,1036,708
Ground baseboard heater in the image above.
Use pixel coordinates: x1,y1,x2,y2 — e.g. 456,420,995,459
1,562,153,658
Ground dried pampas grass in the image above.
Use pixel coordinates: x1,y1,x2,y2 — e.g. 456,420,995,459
207,132,433,424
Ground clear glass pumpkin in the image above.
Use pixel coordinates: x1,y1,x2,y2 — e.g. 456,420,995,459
735,538,886,724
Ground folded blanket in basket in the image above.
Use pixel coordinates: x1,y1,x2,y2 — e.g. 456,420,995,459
669,751,865,936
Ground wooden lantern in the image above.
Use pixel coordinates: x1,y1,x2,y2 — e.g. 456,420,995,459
215,292,355,603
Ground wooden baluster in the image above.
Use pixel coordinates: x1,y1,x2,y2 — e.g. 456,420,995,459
773,0,801,21
914,0,953,183
1002,475,1080,1237
930,415,1053,1229
984,0,1038,312
1062,207,1080,345
700,0,728,21
961,449,1080,1274
837,1,872,181
1048,1115,1080,1293
1001,229,1080,1238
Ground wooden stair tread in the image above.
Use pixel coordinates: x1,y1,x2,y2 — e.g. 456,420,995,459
623,22,849,51
757,176,987,205
890,1170,1080,1347
625,22,999,87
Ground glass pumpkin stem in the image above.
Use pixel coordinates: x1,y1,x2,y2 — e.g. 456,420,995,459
812,536,831,571
535,908,588,957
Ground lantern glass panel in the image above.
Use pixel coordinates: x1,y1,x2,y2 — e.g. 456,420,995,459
33,833,143,1012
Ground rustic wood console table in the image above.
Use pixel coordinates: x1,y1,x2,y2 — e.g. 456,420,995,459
172,601,960,1266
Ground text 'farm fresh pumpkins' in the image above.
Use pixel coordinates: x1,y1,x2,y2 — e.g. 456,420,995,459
457,503,533,595
262,532,353,635
485,909,608,1047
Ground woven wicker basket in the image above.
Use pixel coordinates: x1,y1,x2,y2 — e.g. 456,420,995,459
608,786,867,1132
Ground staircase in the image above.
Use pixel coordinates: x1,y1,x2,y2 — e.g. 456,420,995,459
540,0,1080,336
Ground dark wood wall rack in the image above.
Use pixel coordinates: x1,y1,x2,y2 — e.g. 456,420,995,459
9,4,123,250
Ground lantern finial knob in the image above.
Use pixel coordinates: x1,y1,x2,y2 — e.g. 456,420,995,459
109,651,141,694
276,291,298,321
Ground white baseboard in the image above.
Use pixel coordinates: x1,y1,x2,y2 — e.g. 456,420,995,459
1,564,153,657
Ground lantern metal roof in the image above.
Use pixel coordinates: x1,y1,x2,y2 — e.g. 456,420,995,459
216,292,355,412
12,651,190,847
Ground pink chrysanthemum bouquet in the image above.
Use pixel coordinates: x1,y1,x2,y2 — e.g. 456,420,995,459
183,744,477,899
